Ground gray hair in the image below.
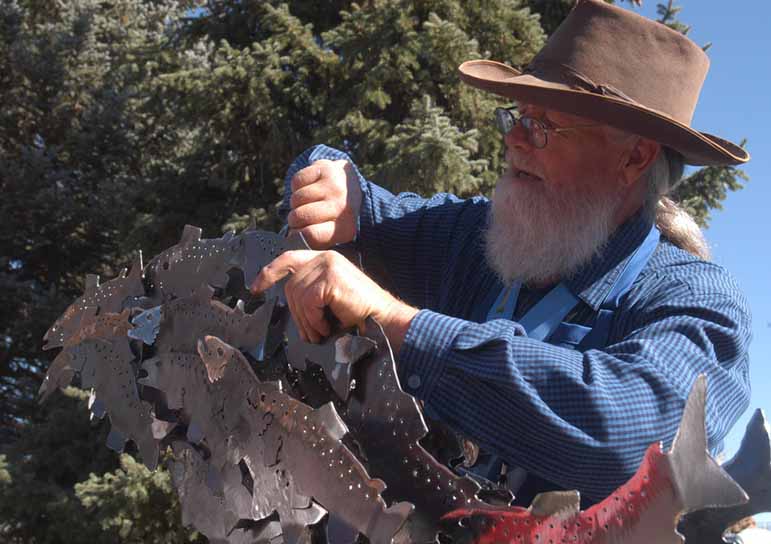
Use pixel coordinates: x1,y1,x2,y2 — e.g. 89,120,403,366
644,147,711,260
603,123,711,260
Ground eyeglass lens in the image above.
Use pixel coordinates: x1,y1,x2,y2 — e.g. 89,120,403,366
493,108,546,148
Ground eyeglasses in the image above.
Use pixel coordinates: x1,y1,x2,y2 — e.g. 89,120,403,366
493,107,600,149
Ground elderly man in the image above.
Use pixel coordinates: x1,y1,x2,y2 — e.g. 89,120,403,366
252,0,751,506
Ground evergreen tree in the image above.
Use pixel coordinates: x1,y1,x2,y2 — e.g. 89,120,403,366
0,388,196,543
0,0,747,540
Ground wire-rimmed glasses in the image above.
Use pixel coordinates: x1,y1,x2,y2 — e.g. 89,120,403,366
494,107,600,149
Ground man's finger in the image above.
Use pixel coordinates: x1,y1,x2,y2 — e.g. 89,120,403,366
297,221,337,250
289,262,332,341
287,201,339,229
290,183,328,210
249,250,319,294
285,258,322,343
290,163,324,192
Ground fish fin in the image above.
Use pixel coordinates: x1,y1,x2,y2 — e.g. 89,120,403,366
723,409,771,486
719,408,771,519
372,501,413,544
180,224,203,245
129,251,144,279
85,274,100,293
193,284,215,301
667,375,748,513
315,402,348,441
529,490,580,517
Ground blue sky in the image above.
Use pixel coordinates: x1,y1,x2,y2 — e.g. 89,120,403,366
633,0,770,474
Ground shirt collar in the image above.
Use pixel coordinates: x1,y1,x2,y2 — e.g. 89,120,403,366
563,209,656,311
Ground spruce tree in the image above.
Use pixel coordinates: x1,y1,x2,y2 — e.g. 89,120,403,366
1,0,747,540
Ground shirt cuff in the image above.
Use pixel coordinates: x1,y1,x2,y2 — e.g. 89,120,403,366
396,309,467,403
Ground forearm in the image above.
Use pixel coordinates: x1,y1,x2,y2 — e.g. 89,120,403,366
375,297,419,353
395,305,750,502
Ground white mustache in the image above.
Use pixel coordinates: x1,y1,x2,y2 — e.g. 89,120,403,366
504,152,544,181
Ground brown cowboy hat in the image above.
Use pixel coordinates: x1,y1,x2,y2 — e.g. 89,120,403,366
458,0,749,166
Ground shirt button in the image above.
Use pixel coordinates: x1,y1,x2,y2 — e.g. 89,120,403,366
407,374,421,389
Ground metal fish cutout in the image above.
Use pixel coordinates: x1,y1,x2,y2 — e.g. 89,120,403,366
40,224,771,544
49,335,159,469
138,350,236,468
169,441,279,544
145,225,248,303
39,308,133,402
198,335,413,544
284,316,376,401
128,304,161,345
240,229,310,296
43,254,145,350
679,409,771,543
195,334,327,544
152,286,275,355
438,375,748,544
329,318,495,543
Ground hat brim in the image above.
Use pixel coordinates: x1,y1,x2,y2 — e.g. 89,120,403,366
459,60,749,166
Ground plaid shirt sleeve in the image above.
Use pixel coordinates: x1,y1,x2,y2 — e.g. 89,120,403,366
283,145,752,503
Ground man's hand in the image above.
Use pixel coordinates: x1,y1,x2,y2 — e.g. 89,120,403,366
288,159,362,249
250,250,418,350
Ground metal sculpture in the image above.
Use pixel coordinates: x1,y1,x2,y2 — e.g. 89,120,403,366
39,224,771,543
438,376,747,544
679,409,771,543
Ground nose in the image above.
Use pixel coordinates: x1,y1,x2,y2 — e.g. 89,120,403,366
504,120,533,152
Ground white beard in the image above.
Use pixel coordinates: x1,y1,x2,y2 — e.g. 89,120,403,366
484,169,624,285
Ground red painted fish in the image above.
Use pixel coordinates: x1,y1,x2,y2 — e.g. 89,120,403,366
440,376,748,544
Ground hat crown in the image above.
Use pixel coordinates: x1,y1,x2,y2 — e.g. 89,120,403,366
529,0,709,124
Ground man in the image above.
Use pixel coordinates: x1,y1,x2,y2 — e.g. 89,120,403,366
252,0,751,506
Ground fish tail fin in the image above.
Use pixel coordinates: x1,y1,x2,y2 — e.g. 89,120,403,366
724,409,771,488
368,501,413,544
667,375,748,513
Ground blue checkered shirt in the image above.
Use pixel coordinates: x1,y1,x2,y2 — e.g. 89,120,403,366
282,145,751,502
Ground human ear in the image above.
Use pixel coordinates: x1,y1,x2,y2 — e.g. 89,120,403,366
619,138,661,187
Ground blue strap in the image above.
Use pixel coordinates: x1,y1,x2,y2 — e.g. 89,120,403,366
518,283,580,341
601,225,660,311
578,226,660,350
468,225,661,486
486,282,521,321
485,280,580,342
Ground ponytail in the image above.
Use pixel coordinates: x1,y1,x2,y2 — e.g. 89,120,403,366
646,147,711,260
